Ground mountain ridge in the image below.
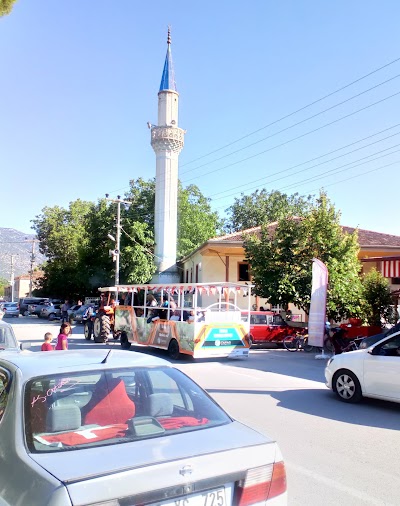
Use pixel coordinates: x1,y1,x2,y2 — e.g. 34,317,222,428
0,227,46,281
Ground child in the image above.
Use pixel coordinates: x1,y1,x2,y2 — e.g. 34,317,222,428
55,322,71,350
41,332,54,351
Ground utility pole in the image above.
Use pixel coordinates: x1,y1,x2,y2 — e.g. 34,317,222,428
25,238,39,297
105,194,131,287
10,255,16,302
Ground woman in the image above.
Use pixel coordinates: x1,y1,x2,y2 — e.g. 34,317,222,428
55,322,71,350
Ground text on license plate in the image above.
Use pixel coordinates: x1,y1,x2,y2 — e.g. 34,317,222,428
158,487,227,506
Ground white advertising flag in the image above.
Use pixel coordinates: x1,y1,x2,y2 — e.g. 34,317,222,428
308,259,328,347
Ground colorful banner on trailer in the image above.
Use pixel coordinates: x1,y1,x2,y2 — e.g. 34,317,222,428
308,259,328,347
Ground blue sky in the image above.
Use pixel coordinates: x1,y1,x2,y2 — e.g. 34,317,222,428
1,1,400,236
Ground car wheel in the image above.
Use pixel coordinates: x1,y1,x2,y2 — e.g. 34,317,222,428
48,313,55,321
84,322,92,340
168,339,180,360
23,310,29,317
332,369,362,403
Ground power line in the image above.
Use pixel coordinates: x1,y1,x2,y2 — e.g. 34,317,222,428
209,128,400,201
179,56,400,168
181,90,400,184
180,73,400,177
210,148,400,212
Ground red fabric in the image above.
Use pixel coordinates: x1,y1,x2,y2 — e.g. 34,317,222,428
41,342,54,351
157,417,209,429
38,424,127,446
84,379,135,426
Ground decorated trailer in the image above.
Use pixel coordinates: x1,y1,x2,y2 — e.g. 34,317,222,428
87,282,253,360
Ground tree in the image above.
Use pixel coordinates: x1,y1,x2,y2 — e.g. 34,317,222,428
0,278,8,297
177,183,222,259
244,191,363,321
224,189,313,233
32,179,220,296
0,0,17,16
361,268,397,326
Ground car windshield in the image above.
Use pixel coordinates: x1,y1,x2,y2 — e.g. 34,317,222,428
25,366,231,453
0,326,17,349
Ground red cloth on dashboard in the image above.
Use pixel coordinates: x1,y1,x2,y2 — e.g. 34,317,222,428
37,424,128,446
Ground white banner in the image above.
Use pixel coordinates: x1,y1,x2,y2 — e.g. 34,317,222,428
308,259,328,347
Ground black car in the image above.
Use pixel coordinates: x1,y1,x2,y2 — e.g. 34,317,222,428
359,321,400,349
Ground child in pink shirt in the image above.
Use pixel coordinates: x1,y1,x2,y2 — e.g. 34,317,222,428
55,322,71,350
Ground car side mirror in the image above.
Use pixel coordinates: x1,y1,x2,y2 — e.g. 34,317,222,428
20,342,31,351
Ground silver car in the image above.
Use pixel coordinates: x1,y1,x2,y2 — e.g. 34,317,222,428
2,302,20,318
0,350,287,505
0,320,22,351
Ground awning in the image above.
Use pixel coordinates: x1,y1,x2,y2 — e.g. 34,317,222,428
381,260,400,278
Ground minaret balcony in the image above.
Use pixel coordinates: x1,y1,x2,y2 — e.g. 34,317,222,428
151,126,185,154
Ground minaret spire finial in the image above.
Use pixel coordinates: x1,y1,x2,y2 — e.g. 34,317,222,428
167,26,171,45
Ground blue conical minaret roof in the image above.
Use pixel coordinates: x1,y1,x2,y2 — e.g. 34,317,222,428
159,27,177,92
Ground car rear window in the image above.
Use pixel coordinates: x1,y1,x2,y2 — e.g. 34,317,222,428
25,366,231,453
0,326,18,348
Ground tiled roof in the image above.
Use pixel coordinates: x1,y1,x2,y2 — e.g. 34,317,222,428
210,224,400,248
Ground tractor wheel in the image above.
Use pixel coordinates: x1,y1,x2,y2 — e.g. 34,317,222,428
84,321,92,340
93,314,111,343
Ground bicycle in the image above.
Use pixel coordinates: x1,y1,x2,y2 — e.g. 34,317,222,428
283,332,314,352
324,330,363,354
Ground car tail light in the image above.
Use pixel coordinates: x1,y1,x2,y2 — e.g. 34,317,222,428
236,462,287,505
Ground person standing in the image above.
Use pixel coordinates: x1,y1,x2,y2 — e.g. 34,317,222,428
41,332,54,351
55,322,71,350
61,300,70,323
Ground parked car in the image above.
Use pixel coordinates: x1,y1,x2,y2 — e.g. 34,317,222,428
40,303,62,321
67,304,82,318
29,299,62,318
2,302,19,318
0,350,287,505
325,330,400,403
19,297,49,316
241,311,303,346
70,304,95,324
0,320,22,351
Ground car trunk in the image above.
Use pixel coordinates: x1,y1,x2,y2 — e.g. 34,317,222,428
29,422,278,505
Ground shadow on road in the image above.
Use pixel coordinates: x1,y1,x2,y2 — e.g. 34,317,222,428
206,386,400,430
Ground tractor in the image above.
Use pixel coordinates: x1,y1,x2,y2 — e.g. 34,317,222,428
84,291,118,343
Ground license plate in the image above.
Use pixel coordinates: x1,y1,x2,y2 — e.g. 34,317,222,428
156,487,227,506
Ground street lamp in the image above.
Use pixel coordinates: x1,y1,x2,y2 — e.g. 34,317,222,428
105,194,131,287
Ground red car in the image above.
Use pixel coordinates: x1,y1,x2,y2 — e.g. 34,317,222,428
242,311,302,346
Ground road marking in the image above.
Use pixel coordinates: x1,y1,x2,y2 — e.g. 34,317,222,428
288,461,395,506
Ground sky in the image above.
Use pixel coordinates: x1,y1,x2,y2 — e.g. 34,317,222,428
1,0,400,237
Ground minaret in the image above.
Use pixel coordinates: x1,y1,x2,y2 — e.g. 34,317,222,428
150,28,185,283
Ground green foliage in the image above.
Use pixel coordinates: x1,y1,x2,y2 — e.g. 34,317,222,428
125,179,221,260
32,179,220,296
0,278,8,297
361,268,397,326
225,189,313,233
0,0,17,16
244,191,363,320
177,183,222,259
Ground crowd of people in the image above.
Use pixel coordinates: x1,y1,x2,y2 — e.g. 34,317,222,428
144,295,205,323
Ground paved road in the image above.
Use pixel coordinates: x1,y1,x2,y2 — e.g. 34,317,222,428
9,317,400,506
